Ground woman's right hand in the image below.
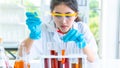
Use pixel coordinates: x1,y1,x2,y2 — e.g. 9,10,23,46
19,38,34,56
26,12,42,40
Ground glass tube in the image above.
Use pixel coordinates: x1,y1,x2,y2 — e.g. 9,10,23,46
44,42,49,68
44,58,49,68
50,50,56,68
78,58,82,68
47,42,59,68
64,58,69,68
67,42,80,68
61,42,69,68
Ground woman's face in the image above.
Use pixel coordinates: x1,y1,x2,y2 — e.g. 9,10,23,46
52,4,77,33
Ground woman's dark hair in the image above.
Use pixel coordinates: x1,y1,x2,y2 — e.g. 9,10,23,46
50,0,81,22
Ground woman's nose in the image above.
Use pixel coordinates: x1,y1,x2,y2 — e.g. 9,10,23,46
61,17,67,23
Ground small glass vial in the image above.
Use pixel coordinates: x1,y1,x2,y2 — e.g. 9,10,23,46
0,46,10,68
0,38,10,68
0,46,6,68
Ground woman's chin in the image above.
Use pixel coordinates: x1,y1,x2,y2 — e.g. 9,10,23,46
60,29,69,33
59,27,69,33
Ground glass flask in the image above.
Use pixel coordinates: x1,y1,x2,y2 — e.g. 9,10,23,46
14,44,30,68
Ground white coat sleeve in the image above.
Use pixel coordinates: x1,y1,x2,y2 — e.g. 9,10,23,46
28,39,43,59
77,22,98,55
28,23,51,59
77,22,101,68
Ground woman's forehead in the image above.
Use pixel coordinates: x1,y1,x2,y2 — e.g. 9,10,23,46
52,4,75,13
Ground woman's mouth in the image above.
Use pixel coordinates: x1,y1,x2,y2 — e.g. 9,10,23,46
61,25,67,29
59,25,69,33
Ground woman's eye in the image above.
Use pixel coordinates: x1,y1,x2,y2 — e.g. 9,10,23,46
55,15,62,18
66,16,71,18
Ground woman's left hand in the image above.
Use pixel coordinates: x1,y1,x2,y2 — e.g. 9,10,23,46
62,28,87,48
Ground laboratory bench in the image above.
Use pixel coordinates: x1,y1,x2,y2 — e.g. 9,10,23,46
9,55,87,68
8,59,120,68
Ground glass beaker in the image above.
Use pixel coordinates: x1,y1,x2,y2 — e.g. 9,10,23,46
14,44,30,68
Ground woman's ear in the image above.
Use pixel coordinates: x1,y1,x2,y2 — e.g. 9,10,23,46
74,12,81,22
76,12,78,16
75,12,78,18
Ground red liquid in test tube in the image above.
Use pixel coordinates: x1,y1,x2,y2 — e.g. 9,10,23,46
64,58,69,68
72,63,76,68
58,61,63,68
55,52,58,68
51,50,58,68
78,58,82,68
44,58,49,68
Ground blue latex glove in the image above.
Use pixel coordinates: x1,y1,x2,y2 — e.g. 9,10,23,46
26,12,42,39
62,28,87,48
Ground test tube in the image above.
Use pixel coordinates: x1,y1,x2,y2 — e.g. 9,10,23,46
50,42,58,68
62,43,70,68
67,42,79,68
66,42,74,68
71,59,79,68
61,49,65,64
64,58,69,68
55,43,60,68
44,58,49,68
51,51,59,68
60,42,67,68
78,58,82,68
65,42,71,68
58,60,63,68
44,42,49,68
74,44,83,68
55,52,58,68
72,63,76,68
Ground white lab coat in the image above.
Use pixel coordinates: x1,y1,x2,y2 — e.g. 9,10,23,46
29,21,100,68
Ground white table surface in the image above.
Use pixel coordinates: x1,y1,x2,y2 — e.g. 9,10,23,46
9,59,120,68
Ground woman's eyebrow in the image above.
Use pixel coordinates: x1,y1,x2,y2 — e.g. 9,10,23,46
54,12,72,14
54,12,61,14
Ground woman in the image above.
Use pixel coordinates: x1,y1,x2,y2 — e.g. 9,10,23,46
19,0,100,67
